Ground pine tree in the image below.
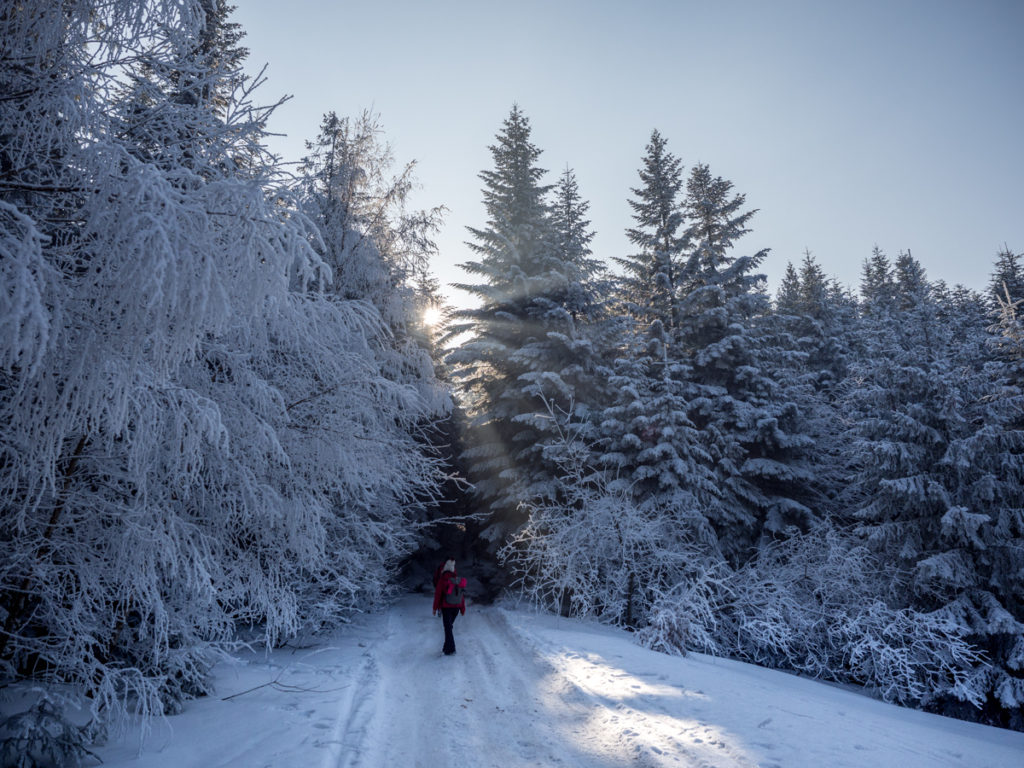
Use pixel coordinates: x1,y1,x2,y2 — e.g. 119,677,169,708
860,246,897,313
988,246,1024,311
520,167,608,437
937,282,1024,727
449,107,600,540
591,137,721,566
676,164,813,558
549,167,605,323
765,254,849,521
775,261,803,314
596,319,719,535
614,130,686,339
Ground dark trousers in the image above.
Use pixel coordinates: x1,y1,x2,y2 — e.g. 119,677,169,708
441,607,459,654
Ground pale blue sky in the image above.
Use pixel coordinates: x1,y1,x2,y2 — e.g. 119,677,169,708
234,0,1023,307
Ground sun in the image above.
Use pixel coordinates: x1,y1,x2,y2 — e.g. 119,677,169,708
422,305,444,328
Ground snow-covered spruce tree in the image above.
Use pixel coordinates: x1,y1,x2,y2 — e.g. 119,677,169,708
597,320,719,516
775,261,802,311
595,134,720,571
988,245,1024,312
516,167,609,460
775,251,855,394
767,252,858,513
613,130,686,339
448,107,602,541
675,164,814,559
591,318,723,625
1,0,446,751
837,250,1023,720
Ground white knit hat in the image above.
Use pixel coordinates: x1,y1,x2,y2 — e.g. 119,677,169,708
443,559,456,573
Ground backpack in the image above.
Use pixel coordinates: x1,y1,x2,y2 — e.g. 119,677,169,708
443,576,466,607
433,561,448,589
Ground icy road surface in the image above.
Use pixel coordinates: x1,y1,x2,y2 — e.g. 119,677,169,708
100,595,1024,767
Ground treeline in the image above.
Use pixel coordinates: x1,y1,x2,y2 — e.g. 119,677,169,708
0,1,449,762
449,107,1024,729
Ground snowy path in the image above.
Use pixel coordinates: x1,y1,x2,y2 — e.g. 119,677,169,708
98,595,1024,768
347,597,759,767
352,599,620,766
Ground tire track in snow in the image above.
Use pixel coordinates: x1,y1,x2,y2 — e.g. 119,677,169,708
323,649,379,768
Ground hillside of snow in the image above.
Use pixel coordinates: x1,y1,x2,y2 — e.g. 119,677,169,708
97,596,1024,768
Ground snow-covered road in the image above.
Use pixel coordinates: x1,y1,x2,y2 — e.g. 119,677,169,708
349,598,757,767
355,600,638,766
99,595,1024,768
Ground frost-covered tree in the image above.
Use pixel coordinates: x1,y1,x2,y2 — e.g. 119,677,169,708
0,0,447,751
449,108,602,540
112,0,259,176
297,111,444,326
675,164,813,557
517,167,609,448
988,245,1024,312
596,319,719,531
1,0,283,737
614,130,686,338
295,110,449,414
722,525,985,708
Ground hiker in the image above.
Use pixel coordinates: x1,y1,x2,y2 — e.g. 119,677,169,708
432,558,466,655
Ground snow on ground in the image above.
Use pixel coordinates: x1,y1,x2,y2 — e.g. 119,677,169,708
97,595,1024,768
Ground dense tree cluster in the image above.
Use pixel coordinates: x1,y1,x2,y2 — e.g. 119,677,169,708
0,1,447,758
453,109,1023,730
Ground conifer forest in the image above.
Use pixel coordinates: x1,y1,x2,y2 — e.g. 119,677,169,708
1,1,1022,759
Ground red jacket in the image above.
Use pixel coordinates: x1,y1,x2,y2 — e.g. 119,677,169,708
433,570,466,614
